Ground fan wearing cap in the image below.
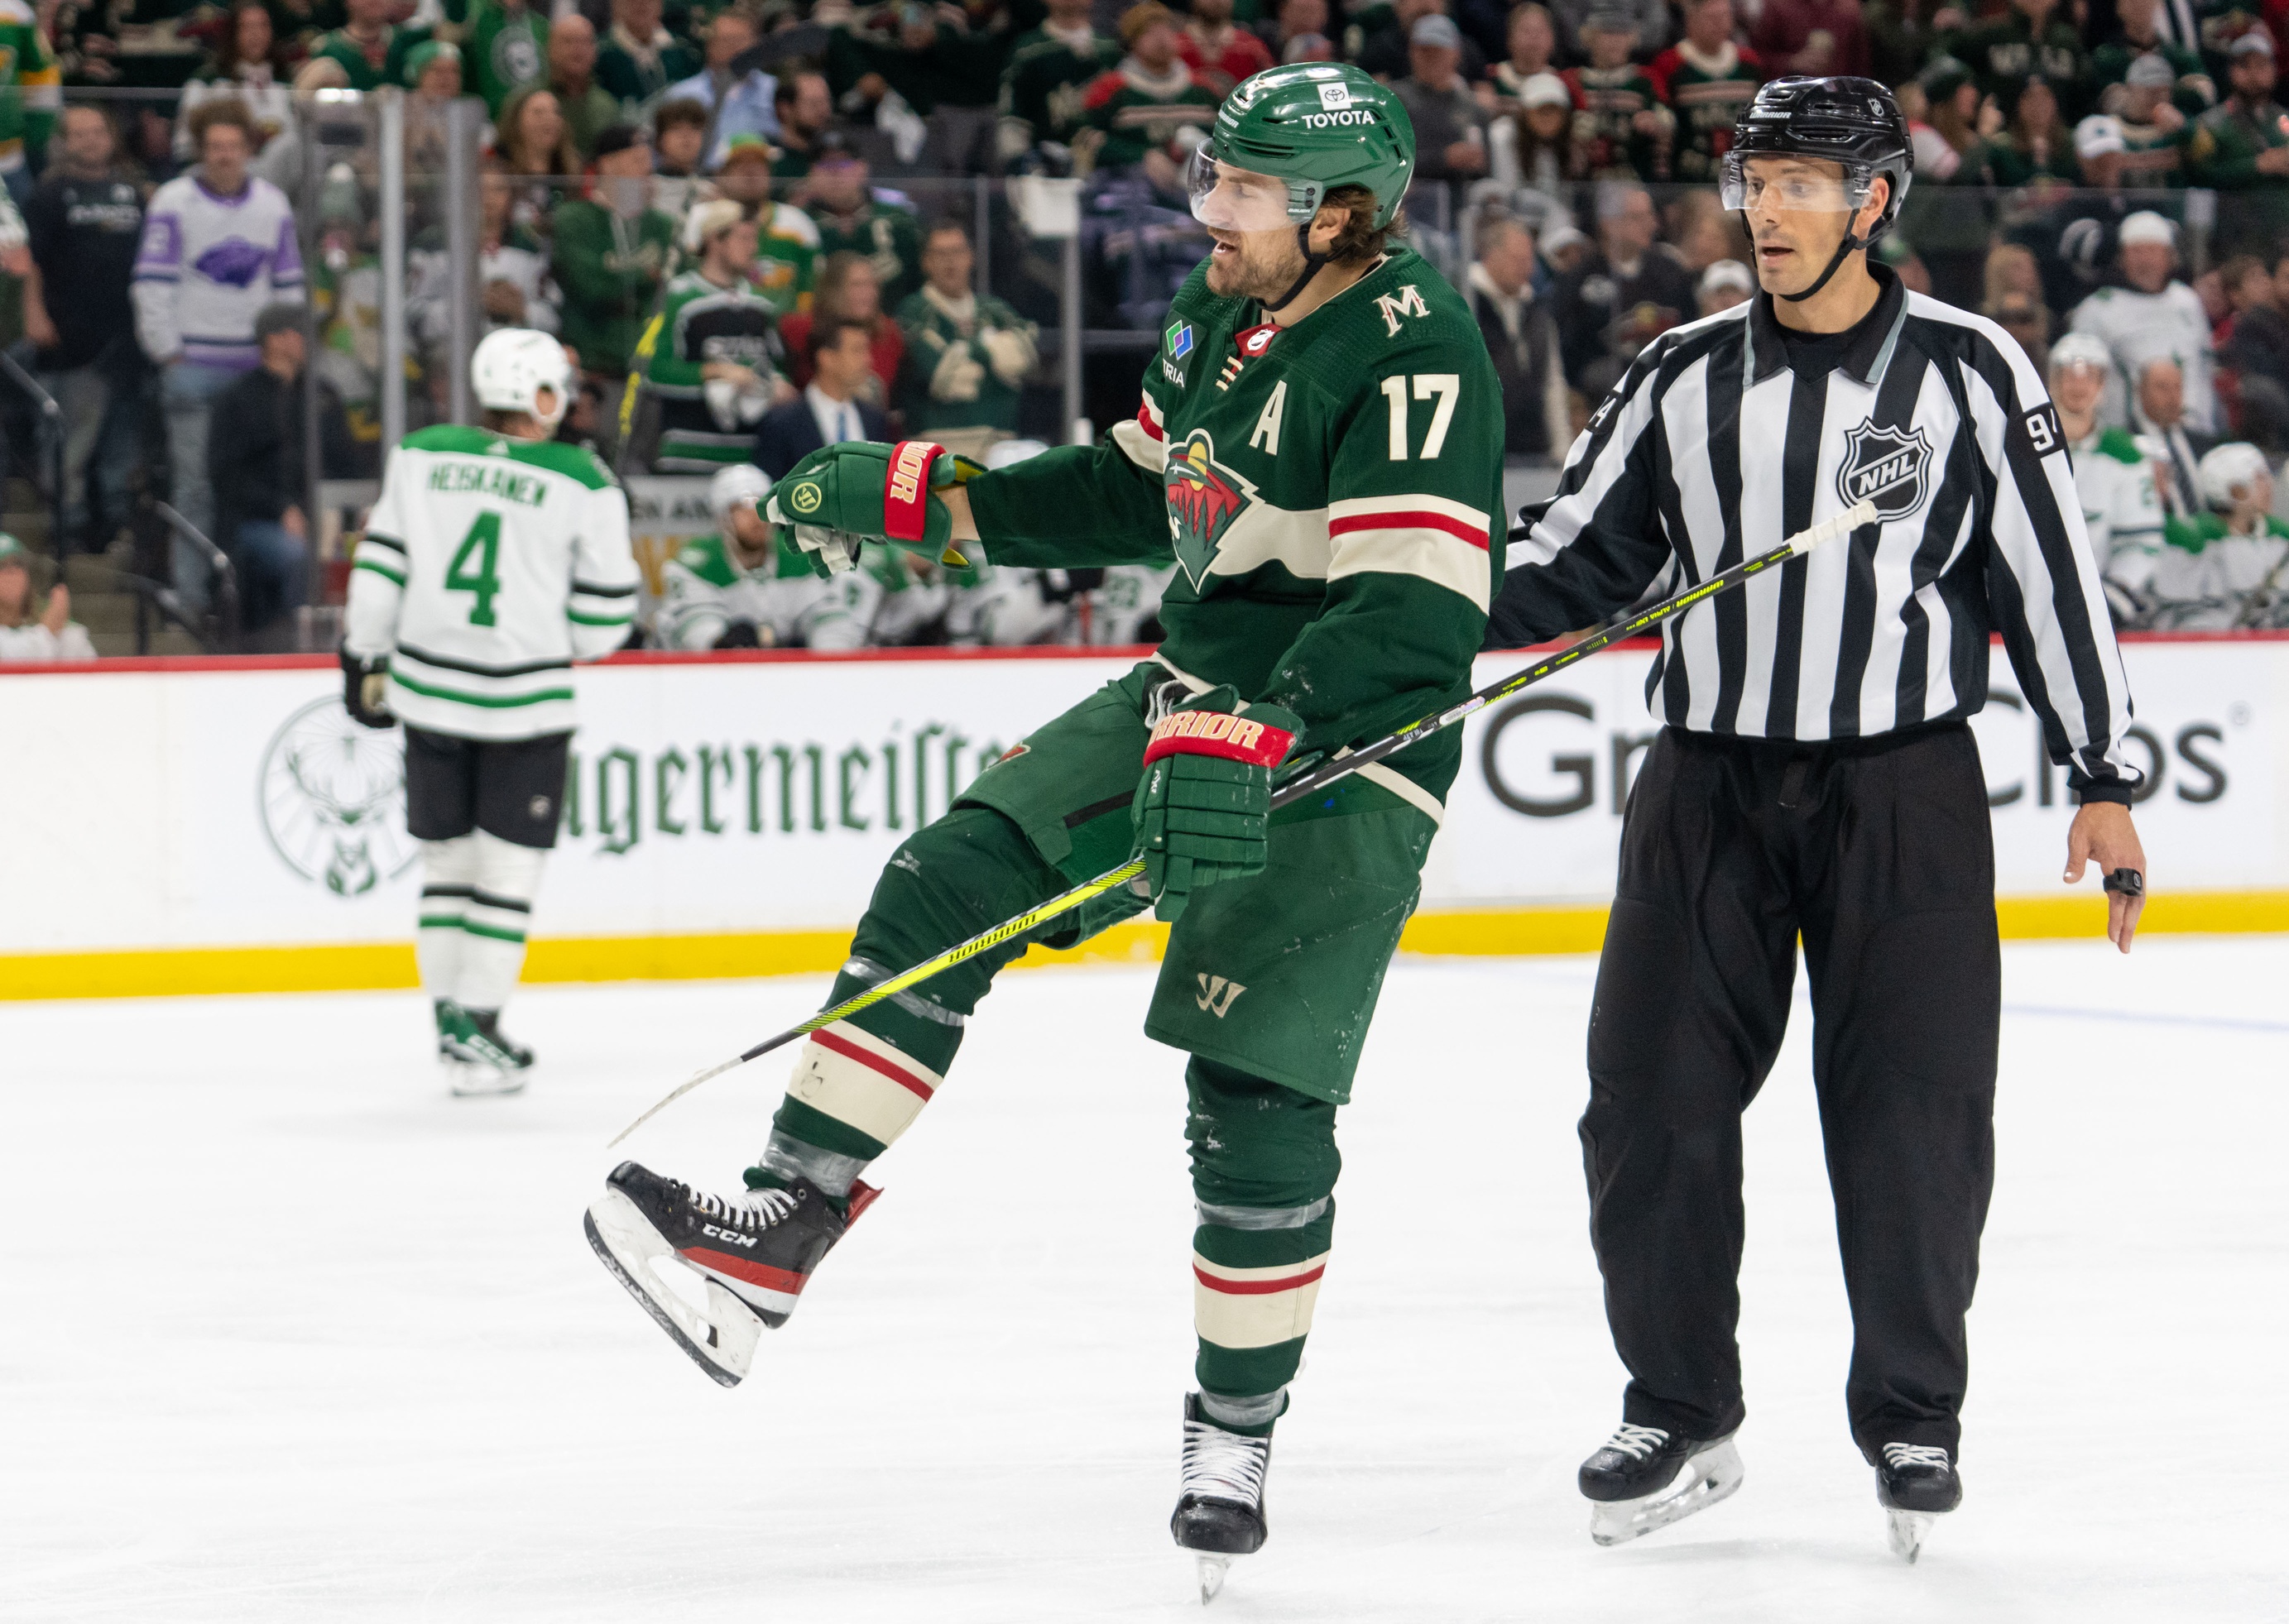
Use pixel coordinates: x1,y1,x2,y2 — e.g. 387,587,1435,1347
2090,0,2213,113
655,462,880,650
0,533,95,663
2150,440,2289,625
341,328,638,1093
712,133,822,319
632,198,792,473
2106,52,2191,184
1564,7,1675,180
2186,28,2289,250
596,64,1504,1594
2049,329,2167,605
1077,2,1221,175
1394,14,1490,180
2066,208,2217,434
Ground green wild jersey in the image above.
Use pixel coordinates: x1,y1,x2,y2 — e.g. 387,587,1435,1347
635,267,788,472
2071,425,2163,585
999,26,1121,150
751,202,819,319
812,202,925,311
965,247,1504,802
343,425,639,741
895,286,1038,436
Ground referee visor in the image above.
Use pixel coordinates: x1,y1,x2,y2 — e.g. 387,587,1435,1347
1718,152,1875,215
1188,147,1322,232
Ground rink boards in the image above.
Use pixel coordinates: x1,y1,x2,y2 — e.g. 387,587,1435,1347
1,637,2283,997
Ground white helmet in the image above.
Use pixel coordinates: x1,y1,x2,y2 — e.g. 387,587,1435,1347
472,328,573,429
2047,332,2112,376
2199,441,2272,511
709,462,772,520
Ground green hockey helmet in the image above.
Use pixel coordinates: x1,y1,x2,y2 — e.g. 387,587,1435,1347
1188,63,1416,234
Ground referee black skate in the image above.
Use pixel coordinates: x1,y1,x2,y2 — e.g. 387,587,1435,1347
1492,78,2151,1562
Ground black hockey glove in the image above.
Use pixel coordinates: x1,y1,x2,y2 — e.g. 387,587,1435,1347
713,619,765,650
341,649,394,729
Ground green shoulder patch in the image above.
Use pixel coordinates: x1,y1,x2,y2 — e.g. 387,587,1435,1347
2095,428,2147,466
505,438,617,491
674,532,741,588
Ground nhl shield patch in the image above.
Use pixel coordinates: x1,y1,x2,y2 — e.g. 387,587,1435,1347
1836,420,1932,520
1164,430,1255,588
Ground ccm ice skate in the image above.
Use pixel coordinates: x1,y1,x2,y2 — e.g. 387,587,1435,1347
584,1161,876,1386
437,1001,533,1096
1172,1394,1271,1603
1579,1423,1744,1546
1875,1443,1960,1562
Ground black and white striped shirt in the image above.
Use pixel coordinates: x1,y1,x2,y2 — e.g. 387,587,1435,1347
1492,266,2141,801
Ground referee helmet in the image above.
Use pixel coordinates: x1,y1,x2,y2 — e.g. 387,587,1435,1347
1722,77,1914,302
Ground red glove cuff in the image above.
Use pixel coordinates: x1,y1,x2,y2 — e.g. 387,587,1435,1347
1142,709,1294,769
882,440,947,543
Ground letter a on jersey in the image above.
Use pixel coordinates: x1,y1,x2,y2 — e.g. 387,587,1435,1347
1836,420,1932,521
1164,430,1258,588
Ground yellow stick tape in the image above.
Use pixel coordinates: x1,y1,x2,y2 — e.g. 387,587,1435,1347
5,893,2281,1001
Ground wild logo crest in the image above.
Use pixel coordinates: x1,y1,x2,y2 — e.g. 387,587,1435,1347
1164,432,1257,587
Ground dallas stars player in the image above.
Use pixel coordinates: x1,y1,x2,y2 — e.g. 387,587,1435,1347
343,329,640,1093
2047,333,2165,614
655,463,880,650
583,63,1502,1599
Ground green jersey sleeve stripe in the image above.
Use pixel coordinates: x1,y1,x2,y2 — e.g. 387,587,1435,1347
388,671,577,708
568,608,636,626
353,557,407,586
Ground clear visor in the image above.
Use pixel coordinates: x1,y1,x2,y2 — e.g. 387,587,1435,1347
1188,146,1319,233
1718,153,1870,214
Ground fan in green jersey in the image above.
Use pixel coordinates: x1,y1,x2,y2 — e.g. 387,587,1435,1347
633,199,791,473
587,64,1504,1605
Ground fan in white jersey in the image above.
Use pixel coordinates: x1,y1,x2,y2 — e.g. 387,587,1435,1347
654,463,881,649
341,328,641,1094
2066,211,2218,434
2048,332,2167,622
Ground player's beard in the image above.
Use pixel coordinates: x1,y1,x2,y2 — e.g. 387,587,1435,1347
1205,225,1308,302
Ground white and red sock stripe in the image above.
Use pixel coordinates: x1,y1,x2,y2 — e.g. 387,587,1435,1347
784,1020,944,1147
1192,1250,1331,1350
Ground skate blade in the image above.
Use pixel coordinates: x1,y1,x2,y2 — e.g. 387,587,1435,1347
442,1056,525,1097
1886,1507,1934,1563
584,1188,761,1387
1589,1437,1745,1546
1195,1554,1232,1604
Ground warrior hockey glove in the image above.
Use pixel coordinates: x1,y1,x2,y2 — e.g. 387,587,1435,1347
766,439,985,578
341,649,393,729
1131,688,1302,923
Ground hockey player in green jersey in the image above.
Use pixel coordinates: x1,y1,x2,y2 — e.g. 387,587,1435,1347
584,62,1503,1601
633,199,791,473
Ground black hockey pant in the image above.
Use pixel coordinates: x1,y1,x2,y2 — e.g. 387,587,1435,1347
1583,722,2000,1462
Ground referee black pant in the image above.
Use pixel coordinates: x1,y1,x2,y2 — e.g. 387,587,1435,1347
1583,721,2000,1462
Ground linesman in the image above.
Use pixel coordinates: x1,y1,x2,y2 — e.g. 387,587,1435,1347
1490,77,2150,1559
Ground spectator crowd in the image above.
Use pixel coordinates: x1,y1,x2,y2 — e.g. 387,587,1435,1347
9,0,2289,654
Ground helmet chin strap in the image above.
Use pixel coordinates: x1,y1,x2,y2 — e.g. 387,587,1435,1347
1778,226,1869,304
1261,222,1329,315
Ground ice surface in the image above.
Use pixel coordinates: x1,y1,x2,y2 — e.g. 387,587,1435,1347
3,941,2286,1622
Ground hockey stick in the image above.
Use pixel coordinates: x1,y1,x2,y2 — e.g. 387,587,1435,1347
605,498,1879,1147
